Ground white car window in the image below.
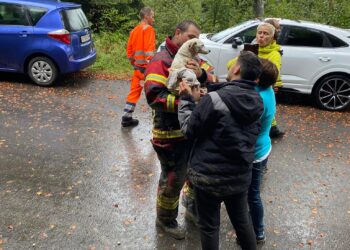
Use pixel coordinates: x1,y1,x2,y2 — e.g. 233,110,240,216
210,20,256,42
324,32,348,47
225,26,257,44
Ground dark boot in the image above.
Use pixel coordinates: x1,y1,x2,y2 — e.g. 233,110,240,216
121,117,139,127
237,231,266,245
269,125,285,138
256,231,266,244
156,218,186,240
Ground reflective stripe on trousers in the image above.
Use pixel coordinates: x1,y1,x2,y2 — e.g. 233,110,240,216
123,69,145,117
153,140,191,223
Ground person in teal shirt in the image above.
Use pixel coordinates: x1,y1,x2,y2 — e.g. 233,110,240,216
248,58,278,243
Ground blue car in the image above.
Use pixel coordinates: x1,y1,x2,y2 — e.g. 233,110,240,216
0,0,96,86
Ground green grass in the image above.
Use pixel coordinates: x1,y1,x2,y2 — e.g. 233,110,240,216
88,32,132,76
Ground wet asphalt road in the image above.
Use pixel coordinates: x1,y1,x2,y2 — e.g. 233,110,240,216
0,73,349,250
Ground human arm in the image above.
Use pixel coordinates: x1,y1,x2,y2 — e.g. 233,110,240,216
178,83,214,139
126,32,134,65
269,51,282,88
186,59,217,85
144,26,156,62
144,60,180,113
227,57,238,71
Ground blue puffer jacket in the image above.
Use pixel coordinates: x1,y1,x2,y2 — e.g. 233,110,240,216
178,80,263,197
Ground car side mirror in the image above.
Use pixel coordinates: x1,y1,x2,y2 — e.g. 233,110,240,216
232,37,243,49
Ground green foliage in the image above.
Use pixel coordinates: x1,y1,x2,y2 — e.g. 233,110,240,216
201,0,234,32
89,32,132,75
143,0,202,43
74,0,350,75
66,0,143,33
67,0,350,34
94,8,138,33
264,0,350,29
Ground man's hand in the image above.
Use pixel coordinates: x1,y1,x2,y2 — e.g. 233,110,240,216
186,59,202,78
199,87,208,96
179,81,192,96
179,81,201,102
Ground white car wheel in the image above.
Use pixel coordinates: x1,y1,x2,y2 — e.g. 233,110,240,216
315,75,350,111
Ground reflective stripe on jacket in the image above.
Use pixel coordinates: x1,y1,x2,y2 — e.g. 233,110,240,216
144,37,216,141
126,21,156,69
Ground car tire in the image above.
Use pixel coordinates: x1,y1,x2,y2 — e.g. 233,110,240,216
27,57,58,86
314,74,350,111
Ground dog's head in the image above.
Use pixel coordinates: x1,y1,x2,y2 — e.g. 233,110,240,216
188,38,209,55
179,38,209,57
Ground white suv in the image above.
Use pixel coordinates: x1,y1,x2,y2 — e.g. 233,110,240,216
199,19,350,111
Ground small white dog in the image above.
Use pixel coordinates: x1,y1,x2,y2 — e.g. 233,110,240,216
167,38,209,95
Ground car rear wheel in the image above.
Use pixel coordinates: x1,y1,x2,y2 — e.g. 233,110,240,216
27,57,57,86
314,75,350,111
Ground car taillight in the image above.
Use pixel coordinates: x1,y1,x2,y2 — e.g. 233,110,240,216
48,29,71,44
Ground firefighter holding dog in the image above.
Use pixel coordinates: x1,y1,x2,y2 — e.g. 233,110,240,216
144,20,215,239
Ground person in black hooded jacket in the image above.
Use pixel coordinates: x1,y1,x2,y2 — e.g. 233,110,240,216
178,51,263,250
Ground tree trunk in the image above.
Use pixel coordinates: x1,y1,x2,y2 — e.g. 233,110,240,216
253,0,264,19
328,0,334,11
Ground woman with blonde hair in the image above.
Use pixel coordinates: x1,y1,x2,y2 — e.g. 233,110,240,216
228,22,284,138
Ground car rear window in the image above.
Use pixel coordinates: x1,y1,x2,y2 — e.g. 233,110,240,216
28,6,47,25
285,26,325,47
325,32,348,47
61,8,89,32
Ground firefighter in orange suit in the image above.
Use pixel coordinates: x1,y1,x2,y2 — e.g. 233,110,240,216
121,7,156,127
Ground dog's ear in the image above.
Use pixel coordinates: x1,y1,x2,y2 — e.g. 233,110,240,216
189,41,198,54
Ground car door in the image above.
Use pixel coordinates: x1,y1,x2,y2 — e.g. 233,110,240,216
280,25,334,93
0,3,33,72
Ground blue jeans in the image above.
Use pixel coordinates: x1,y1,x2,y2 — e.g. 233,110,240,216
248,158,268,237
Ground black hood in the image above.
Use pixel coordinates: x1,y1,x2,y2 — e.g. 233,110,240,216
216,80,263,125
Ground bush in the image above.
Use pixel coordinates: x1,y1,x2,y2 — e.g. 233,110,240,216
80,0,350,76
89,32,132,76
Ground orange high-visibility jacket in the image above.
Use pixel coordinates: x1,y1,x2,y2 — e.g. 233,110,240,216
126,21,156,70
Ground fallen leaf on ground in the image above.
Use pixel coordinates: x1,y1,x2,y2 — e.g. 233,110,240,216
226,230,236,238
319,232,326,238
123,219,132,225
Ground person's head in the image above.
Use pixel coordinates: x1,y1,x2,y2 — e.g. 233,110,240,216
264,18,280,40
256,23,275,47
227,51,262,82
140,7,154,26
172,20,201,47
258,58,278,88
